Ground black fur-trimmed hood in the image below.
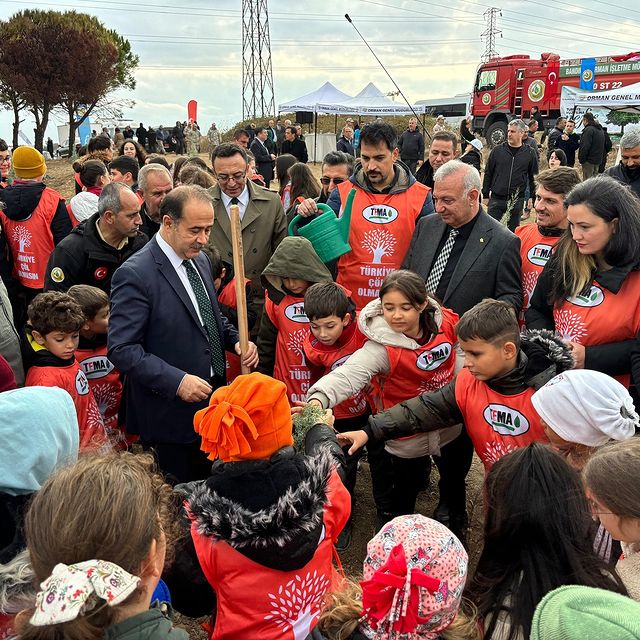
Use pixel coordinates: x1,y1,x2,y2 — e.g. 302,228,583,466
486,329,574,395
188,450,333,572
521,329,574,389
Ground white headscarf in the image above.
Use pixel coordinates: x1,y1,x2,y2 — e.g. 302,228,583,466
531,370,638,447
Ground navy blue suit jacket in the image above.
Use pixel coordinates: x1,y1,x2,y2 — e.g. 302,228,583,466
108,236,239,443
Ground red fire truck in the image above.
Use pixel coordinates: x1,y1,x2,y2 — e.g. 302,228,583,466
471,52,640,146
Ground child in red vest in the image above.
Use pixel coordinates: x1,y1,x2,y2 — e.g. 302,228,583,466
257,236,333,404
67,284,128,447
307,270,462,528
337,299,573,475
185,372,350,640
24,291,109,451
302,282,369,550
202,246,257,384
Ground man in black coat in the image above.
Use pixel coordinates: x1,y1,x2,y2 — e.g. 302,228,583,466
403,159,522,539
605,128,640,198
250,127,276,187
135,122,147,148
397,117,425,174
556,119,580,167
579,112,606,179
336,126,355,157
281,126,308,163
45,183,147,293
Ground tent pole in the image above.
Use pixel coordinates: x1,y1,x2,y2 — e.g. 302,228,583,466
334,114,338,134
314,112,318,164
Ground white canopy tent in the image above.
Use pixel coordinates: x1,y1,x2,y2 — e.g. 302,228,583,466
277,81,353,113
317,82,424,115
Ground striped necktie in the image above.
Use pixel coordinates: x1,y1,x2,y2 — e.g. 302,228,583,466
425,228,459,295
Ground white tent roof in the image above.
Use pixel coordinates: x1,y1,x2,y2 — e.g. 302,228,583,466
561,82,640,115
278,82,353,112
317,82,424,115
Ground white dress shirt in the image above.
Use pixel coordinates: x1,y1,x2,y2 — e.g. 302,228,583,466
156,230,205,326
220,184,249,221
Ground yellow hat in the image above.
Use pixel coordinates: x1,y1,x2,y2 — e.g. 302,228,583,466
12,147,47,179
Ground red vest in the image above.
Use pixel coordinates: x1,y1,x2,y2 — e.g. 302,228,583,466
379,307,459,410
25,360,109,451
303,321,369,419
454,368,548,472
190,469,350,640
553,272,640,387
217,277,251,385
0,186,61,289
515,225,560,327
264,291,311,404
66,202,80,228
335,179,429,310
76,343,127,446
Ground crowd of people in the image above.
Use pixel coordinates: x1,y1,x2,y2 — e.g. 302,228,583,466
1,109,640,640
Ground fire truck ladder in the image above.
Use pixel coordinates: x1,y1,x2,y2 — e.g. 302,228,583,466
514,69,525,117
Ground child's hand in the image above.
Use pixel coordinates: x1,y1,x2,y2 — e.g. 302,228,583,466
337,430,369,456
291,401,307,416
321,409,335,428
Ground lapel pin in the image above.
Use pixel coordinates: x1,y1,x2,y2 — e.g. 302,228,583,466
480,237,484,243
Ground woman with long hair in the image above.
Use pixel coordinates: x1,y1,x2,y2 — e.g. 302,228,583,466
119,139,147,167
275,153,296,209
286,162,321,219
548,148,567,169
459,116,474,153
467,443,627,640
526,175,640,388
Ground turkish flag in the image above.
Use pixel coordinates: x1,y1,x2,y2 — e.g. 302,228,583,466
544,59,560,104
612,52,640,62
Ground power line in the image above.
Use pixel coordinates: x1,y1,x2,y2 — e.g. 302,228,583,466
481,7,502,62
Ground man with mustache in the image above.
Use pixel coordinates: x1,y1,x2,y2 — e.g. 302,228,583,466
605,128,640,199
108,185,258,483
326,121,433,311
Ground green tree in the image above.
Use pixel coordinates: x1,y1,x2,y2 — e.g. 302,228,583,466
57,22,139,154
0,81,26,149
0,10,138,152
606,110,640,131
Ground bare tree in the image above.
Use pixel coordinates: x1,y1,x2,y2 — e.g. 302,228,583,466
264,570,330,640
362,229,397,264
12,226,32,253
0,81,26,149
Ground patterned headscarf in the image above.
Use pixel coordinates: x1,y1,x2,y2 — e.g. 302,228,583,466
360,515,468,640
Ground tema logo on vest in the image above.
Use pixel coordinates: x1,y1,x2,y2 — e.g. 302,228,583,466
80,355,115,379
416,342,452,372
362,204,398,224
75,369,90,395
483,404,530,436
527,243,553,267
284,302,309,323
567,285,604,308
331,354,351,370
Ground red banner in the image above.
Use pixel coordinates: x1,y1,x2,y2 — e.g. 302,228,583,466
543,59,560,105
611,52,640,62
187,100,198,123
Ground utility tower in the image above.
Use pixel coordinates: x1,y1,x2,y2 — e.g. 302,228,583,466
242,0,275,120
481,7,502,63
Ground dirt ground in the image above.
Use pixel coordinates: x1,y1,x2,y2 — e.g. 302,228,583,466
44,152,486,639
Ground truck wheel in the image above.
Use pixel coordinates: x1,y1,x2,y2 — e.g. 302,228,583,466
486,121,507,147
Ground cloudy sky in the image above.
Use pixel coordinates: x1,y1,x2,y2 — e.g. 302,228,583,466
1,0,639,143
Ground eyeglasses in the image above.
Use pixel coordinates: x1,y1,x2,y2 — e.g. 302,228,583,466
320,177,346,186
587,497,613,516
216,172,246,183
0,155,10,164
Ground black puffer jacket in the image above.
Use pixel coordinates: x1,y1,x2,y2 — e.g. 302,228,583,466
578,122,605,165
364,331,573,442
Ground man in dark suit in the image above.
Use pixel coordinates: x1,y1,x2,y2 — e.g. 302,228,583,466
108,185,259,483
250,127,276,187
403,160,522,539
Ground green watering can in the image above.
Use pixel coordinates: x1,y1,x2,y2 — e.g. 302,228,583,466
288,188,356,263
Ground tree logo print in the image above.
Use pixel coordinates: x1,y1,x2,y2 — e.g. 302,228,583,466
264,570,330,640
554,309,587,342
483,441,518,467
417,368,452,394
362,229,397,264
12,226,32,252
287,330,307,366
